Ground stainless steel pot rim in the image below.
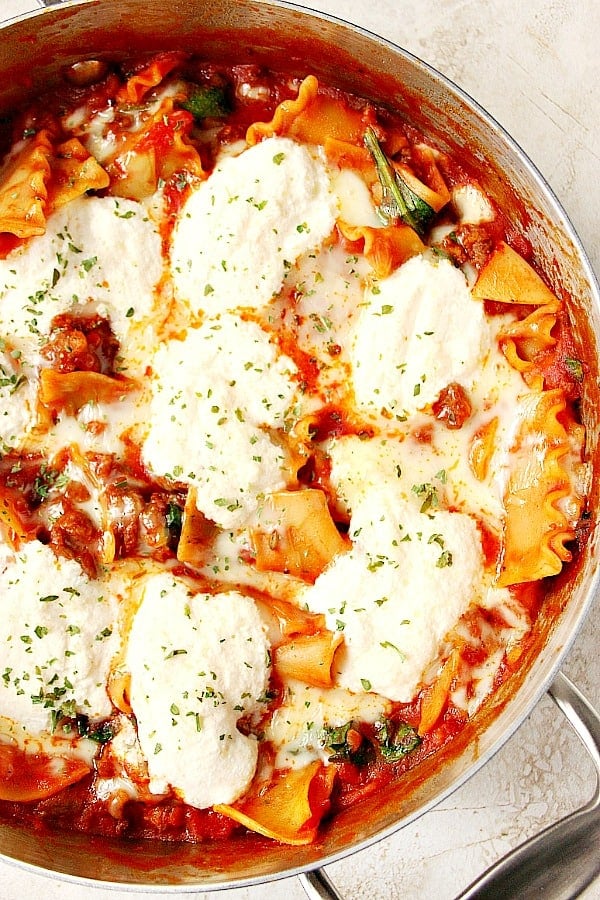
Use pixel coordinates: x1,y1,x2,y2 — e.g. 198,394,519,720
0,0,599,895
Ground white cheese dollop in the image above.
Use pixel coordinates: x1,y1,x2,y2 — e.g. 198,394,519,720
125,572,270,808
351,254,489,418
452,184,495,224
303,488,484,703
332,168,381,228
142,313,297,529
0,540,119,736
0,196,163,375
170,136,337,314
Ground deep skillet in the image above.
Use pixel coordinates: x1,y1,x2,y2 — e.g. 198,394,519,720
0,2,599,898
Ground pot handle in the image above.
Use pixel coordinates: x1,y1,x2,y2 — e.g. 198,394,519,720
298,671,600,900
455,671,600,899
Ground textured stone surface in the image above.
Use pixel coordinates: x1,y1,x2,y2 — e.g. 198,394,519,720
1,1,599,898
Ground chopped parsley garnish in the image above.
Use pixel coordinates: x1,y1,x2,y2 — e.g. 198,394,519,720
412,481,439,514
32,465,69,501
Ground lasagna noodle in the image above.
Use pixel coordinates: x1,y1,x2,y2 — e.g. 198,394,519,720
251,488,349,582
273,631,343,688
108,105,205,200
47,138,110,212
115,50,187,104
472,240,559,305
176,487,217,567
215,760,334,845
247,75,365,147
498,388,578,586
0,131,109,239
324,137,374,176
0,129,52,238
0,743,90,802
469,417,499,482
499,298,561,387
337,220,425,278
418,648,460,735
410,143,452,210
392,159,451,214
39,369,139,416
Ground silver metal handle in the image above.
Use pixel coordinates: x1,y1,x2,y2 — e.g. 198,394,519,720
297,869,343,900
456,671,600,900
298,671,600,900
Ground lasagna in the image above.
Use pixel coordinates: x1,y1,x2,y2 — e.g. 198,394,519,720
0,52,589,845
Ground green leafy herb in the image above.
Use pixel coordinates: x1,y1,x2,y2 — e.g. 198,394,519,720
364,126,435,236
564,356,584,383
76,715,114,743
436,549,453,568
181,85,231,120
165,501,183,533
412,481,439,514
376,718,421,762
380,640,406,660
32,465,69,501
322,720,370,766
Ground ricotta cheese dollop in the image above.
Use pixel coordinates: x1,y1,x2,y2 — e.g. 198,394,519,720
0,540,119,736
0,196,163,375
351,253,489,418
170,136,337,315
142,313,298,529
303,487,484,703
125,572,270,808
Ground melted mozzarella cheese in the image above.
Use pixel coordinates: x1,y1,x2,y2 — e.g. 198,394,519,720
328,308,527,528
452,184,495,224
332,167,381,227
124,572,270,808
265,680,389,769
0,196,163,375
44,388,149,459
142,313,298,529
303,488,484,703
0,541,119,736
351,254,490,418
171,136,337,315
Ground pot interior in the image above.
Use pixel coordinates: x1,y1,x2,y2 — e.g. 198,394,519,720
0,0,599,888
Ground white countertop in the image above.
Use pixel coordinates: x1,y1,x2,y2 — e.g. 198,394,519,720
1,1,599,898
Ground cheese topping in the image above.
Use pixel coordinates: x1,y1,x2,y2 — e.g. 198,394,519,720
351,254,489,418
0,541,119,736
0,347,38,450
142,313,298,529
0,196,163,375
303,487,484,702
124,572,270,808
171,136,337,315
